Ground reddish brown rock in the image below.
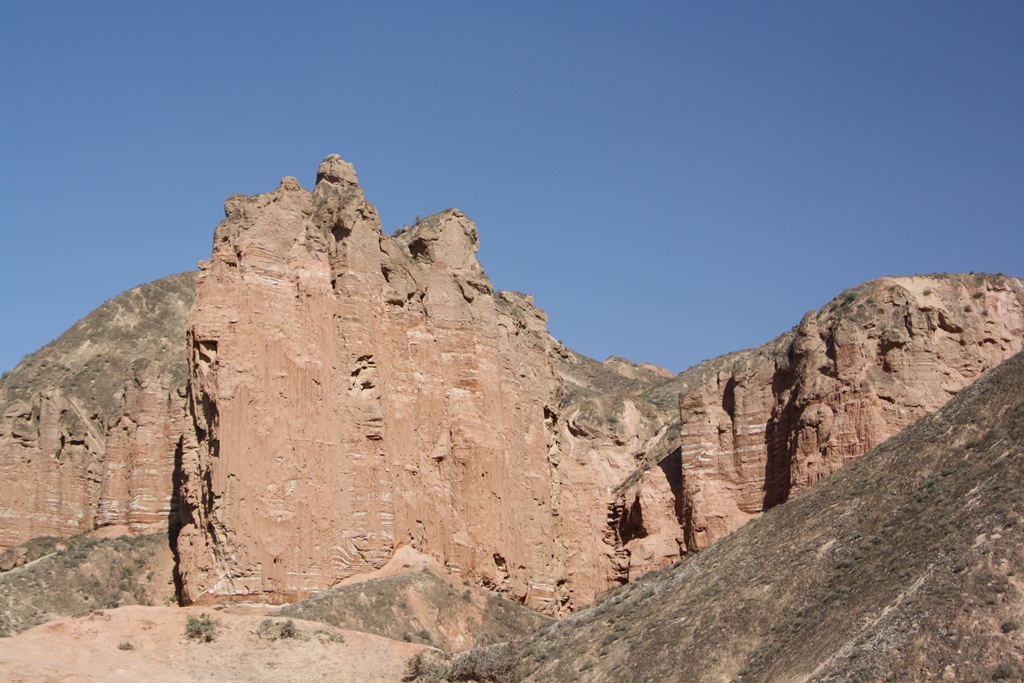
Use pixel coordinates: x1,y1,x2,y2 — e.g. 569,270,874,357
96,364,188,534
3,155,1021,618
613,273,1024,572
176,159,570,609
0,274,194,550
174,157,1024,610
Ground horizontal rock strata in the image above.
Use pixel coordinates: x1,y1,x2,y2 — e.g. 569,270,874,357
0,274,194,549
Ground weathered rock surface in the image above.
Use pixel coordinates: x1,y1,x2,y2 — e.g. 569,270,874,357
177,159,574,609
174,157,1024,611
612,272,1024,575
0,274,195,550
3,155,1022,619
465,348,1024,683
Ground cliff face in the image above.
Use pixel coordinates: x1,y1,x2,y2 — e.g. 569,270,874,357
0,274,194,549
176,158,571,609
489,350,1024,683
3,156,1022,616
614,273,1024,571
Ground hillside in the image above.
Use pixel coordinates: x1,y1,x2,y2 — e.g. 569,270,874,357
1,157,1021,615
0,272,195,548
426,349,1024,682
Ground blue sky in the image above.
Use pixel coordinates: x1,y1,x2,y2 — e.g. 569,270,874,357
2,1,1022,374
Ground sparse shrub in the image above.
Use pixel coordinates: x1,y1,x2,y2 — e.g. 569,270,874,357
258,618,300,641
992,663,1014,679
842,291,858,305
923,288,932,296
117,640,134,651
973,291,985,299
447,644,518,683
184,613,218,642
416,628,432,642
313,628,345,643
403,650,453,682
280,619,297,639
1001,620,1019,633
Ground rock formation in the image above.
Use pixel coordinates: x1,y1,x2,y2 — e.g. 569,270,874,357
2,155,1022,616
613,272,1024,571
174,156,1024,609
0,273,194,549
176,158,573,609
478,348,1024,683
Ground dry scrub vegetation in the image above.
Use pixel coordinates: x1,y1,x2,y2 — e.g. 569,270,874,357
404,351,1024,682
0,532,175,637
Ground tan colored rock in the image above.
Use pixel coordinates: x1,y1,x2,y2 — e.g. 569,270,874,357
176,158,570,610
613,274,1024,570
0,274,194,550
96,364,188,534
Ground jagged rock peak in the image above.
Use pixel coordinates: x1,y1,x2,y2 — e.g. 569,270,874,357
277,176,302,192
315,153,358,186
395,209,482,271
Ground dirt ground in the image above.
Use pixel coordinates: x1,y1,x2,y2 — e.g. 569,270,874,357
0,604,429,682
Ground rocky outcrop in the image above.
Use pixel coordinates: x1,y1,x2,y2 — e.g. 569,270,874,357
0,274,194,549
485,349,1024,683
613,273,1024,572
95,363,189,534
3,154,1021,617
176,158,573,609
171,157,1024,609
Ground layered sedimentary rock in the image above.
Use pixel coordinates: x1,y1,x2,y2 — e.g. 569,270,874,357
173,156,1024,609
614,273,1024,570
0,274,194,549
95,363,189,533
176,158,574,608
4,154,1022,615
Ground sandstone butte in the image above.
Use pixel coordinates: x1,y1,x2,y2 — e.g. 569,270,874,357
1,155,1022,614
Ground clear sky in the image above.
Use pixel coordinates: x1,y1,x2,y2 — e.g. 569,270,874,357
2,1,1022,375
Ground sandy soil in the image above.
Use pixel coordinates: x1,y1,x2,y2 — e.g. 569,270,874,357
0,604,429,682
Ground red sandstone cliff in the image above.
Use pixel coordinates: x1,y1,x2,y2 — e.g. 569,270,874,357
3,156,1022,616
0,274,194,549
176,158,571,609
613,273,1024,576
173,156,1024,610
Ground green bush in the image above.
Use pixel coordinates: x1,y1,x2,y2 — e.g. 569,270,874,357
184,613,218,642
